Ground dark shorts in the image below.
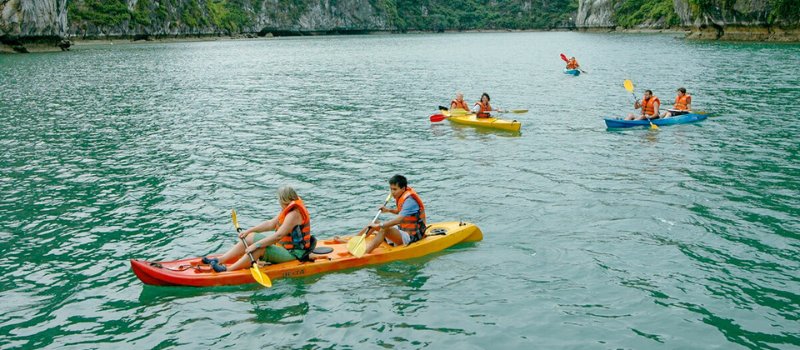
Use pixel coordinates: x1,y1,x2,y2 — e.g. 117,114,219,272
667,109,689,116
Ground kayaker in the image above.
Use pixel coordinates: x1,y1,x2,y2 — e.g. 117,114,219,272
566,57,580,70
661,87,692,118
363,175,427,254
625,89,660,121
204,185,317,272
450,92,470,112
472,93,503,118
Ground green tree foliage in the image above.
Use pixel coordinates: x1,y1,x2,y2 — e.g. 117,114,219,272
384,0,578,31
68,0,130,27
770,0,800,24
613,0,679,28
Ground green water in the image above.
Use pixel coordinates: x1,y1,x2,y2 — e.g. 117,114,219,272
1,32,798,349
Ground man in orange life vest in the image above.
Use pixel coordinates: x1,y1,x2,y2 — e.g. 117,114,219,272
364,175,427,254
205,185,316,272
566,57,580,70
662,87,692,118
625,89,660,121
450,92,470,112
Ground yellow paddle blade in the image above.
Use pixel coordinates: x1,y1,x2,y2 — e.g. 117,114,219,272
511,109,528,114
250,263,272,288
351,238,367,258
624,79,634,93
231,209,240,231
650,123,659,130
347,234,366,256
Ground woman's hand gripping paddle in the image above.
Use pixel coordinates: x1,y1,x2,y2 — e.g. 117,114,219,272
232,209,272,287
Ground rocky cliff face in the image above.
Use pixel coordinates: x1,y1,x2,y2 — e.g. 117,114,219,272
575,0,614,28
1,0,67,37
575,0,800,40
64,0,389,38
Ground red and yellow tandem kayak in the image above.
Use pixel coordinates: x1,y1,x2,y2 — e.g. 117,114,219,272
131,221,482,287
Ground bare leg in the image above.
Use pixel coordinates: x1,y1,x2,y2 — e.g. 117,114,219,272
365,227,404,254
334,226,370,243
226,246,266,271
217,233,256,264
625,113,636,120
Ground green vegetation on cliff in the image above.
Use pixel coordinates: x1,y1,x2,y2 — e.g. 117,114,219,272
376,0,578,31
67,0,263,33
612,0,679,28
686,0,800,25
66,0,578,35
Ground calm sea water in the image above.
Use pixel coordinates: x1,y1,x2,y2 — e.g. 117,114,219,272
1,32,798,349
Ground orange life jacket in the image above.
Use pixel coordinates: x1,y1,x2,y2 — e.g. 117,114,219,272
451,99,469,111
476,101,492,118
395,187,426,241
673,94,691,111
566,58,579,69
641,96,660,116
277,198,312,250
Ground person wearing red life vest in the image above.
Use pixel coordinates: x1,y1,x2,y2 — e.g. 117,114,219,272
662,87,692,118
450,92,470,112
205,185,316,272
625,89,661,121
364,175,427,254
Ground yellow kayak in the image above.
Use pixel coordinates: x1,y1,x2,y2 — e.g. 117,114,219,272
131,221,482,287
443,110,521,132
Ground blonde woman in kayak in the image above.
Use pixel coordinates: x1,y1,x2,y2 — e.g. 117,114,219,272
450,92,470,112
364,175,427,254
204,185,317,272
472,93,504,118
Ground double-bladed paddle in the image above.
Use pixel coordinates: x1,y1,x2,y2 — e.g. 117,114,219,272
430,108,527,122
347,193,393,258
232,209,272,288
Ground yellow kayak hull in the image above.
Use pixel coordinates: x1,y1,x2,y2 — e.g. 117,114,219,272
443,111,521,132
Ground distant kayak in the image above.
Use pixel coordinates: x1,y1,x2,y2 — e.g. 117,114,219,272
443,111,521,132
563,69,580,76
604,113,708,129
131,221,483,287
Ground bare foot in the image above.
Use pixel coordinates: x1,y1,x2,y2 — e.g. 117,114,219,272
332,236,350,243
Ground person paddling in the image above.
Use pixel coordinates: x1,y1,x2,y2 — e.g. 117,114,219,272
566,56,580,70
472,93,504,118
662,87,692,118
450,92,470,112
625,89,660,121
204,185,317,272
362,175,427,255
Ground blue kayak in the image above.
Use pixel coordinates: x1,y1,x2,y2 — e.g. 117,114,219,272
563,69,580,76
604,113,708,128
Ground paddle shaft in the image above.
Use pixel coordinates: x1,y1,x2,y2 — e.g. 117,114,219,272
240,237,259,264
361,194,393,236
